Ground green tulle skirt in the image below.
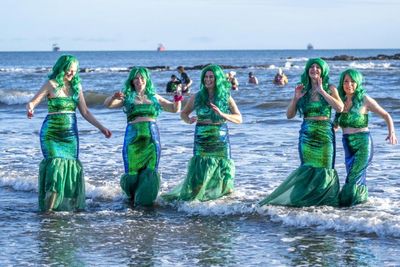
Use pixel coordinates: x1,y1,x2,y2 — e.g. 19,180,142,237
339,132,372,207
121,121,161,206
39,113,85,211
259,120,340,207
163,123,235,202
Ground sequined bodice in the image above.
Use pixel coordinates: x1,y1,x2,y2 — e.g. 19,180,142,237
48,97,77,113
303,101,331,118
126,103,159,122
337,112,368,128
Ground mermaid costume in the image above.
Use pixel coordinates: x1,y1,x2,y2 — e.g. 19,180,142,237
39,97,84,211
335,112,372,206
163,102,235,201
259,100,340,207
121,102,161,206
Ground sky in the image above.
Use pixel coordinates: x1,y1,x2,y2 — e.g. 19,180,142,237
1,0,399,51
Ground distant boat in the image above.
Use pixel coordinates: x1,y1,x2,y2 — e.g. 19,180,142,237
52,43,60,52
307,43,314,50
157,43,166,52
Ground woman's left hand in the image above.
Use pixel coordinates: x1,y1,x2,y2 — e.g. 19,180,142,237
101,128,112,138
316,77,324,94
386,132,398,144
210,103,223,116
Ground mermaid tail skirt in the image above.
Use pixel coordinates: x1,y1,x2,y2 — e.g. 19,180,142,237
121,122,161,206
39,113,85,211
163,123,235,202
339,132,372,207
259,120,340,207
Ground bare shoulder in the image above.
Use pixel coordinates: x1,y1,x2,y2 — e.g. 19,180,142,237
47,79,59,89
364,95,377,106
38,80,55,96
229,95,237,104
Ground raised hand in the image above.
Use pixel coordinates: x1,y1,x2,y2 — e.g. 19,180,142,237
294,84,306,100
315,77,324,94
112,91,125,100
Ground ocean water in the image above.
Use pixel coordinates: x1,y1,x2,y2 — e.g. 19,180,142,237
1,49,400,266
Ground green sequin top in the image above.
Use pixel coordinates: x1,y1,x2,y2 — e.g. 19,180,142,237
336,112,369,128
302,100,331,118
126,103,159,122
196,104,226,123
48,97,77,113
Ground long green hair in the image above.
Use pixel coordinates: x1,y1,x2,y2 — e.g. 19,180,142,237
48,54,81,102
122,67,161,115
337,69,366,113
297,58,331,116
195,64,231,122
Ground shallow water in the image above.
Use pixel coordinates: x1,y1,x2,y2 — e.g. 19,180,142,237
1,49,400,266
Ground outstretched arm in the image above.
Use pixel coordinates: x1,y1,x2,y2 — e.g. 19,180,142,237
156,94,181,113
365,95,397,144
104,91,124,108
78,88,112,138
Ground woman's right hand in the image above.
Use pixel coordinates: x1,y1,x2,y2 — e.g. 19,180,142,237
294,84,305,100
101,127,112,138
27,108,34,119
188,116,197,124
112,91,125,100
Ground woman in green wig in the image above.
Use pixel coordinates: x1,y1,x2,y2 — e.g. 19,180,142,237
259,58,344,207
104,67,182,206
26,54,112,212
334,69,397,207
162,64,242,202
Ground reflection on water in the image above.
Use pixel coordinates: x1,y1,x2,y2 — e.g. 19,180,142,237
38,216,84,266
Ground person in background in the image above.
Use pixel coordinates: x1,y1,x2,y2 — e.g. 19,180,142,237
26,54,112,212
273,68,288,86
227,71,239,90
162,64,242,202
177,66,193,94
104,67,181,207
259,58,344,207
248,72,259,85
166,74,182,94
334,69,397,207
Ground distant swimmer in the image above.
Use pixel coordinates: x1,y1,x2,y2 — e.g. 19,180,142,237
227,71,239,90
166,74,181,93
248,72,259,85
177,66,192,94
273,68,288,86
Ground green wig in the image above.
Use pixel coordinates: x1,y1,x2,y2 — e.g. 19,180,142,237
195,64,231,122
297,58,331,117
122,67,161,116
337,69,366,113
48,54,81,102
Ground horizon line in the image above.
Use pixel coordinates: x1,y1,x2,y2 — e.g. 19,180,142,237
0,48,399,53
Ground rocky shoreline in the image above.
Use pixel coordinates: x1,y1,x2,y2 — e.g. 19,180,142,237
321,53,400,61
78,52,400,72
